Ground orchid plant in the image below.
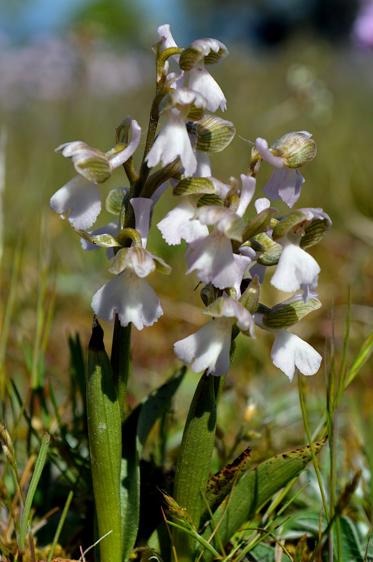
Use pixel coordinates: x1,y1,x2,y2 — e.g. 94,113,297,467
50,24,331,562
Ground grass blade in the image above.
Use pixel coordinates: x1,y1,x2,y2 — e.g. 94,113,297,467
18,433,50,551
47,490,73,562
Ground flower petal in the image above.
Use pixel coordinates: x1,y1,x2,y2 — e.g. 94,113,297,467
187,67,226,112
254,197,271,213
174,318,232,375
126,247,155,278
271,243,320,294
158,199,208,245
186,232,242,289
130,197,154,247
255,137,283,168
236,174,256,217
91,271,163,330
157,23,178,49
145,109,197,177
109,119,141,169
195,151,212,177
50,175,101,230
271,330,322,380
264,168,304,208
205,295,254,333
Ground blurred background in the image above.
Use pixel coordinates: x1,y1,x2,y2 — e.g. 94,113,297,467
0,0,372,440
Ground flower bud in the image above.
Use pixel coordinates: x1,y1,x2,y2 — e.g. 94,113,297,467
272,131,317,169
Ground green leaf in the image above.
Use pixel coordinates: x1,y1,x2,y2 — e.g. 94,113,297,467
121,415,140,561
282,509,326,537
337,516,364,562
120,369,185,559
205,446,252,511
86,320,122,562
249,543,291,561
201,439,326,559
345,331,373,388
124,367,186,452
18,433,50,550
195,115,236,152
173,374,218,559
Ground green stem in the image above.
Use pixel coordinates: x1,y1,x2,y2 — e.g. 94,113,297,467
87,319,122,562
173,373,218,561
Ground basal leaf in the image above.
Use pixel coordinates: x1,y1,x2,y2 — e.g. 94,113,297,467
201,439,326,559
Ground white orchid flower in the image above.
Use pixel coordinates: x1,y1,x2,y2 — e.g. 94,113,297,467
50,120,141,230
91,198,170,330
174,296,253,376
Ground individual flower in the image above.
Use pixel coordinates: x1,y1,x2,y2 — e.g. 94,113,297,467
174,296,253,376
271,238,320,298
91,198,170,330
271,330,322,381
157,26,228,113
50,119,141,230
270,207,330,300
92,269,163,330
180,37,228,112
157,157,229,246
145,88,207,177
158,198,209,245
255,295,322,380
186,175,256,290
255,132,316,208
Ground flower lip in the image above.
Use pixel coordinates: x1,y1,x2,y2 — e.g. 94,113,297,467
91,270,163,330
271,330,322,380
